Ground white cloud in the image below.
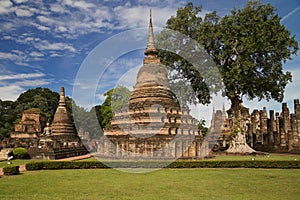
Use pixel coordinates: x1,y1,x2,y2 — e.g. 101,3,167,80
0,72,45,81
15,7,33,17
13,0,29,4
0,85,24,100
56,26,67,32
50,4,68,13
0,52,19,60
37,15,55,25
0,0,13,15
29,51,44,57
62,0,95,10
0,71,51,101
0,50,29,66
34,40,76,52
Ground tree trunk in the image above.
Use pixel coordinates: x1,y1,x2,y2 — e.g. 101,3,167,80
226,96,256,154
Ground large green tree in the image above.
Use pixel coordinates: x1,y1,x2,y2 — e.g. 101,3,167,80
14,87,59,121
159,1,298,114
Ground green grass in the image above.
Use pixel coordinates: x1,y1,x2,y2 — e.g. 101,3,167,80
213,153,300,161
0,168,299,200
0,159,33,168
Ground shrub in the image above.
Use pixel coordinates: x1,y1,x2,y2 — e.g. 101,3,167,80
25,160,300,171
3,165,20,175
26,161,110,170
12,147,30,159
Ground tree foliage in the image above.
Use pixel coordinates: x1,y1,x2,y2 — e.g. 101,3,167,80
99,87,131,128
157,1,298,113
0,100,16,138
15,87,59,121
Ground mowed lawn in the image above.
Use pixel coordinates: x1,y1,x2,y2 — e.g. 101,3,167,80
1,168,300,200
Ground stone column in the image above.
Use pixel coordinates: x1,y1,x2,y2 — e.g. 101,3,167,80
275,112,280,147
280,103,290,147
260,107,268,145
294,99,300,148
269,110,275,145
116,141,119,157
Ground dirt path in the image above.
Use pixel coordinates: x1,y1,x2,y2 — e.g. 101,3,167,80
57,153,92,161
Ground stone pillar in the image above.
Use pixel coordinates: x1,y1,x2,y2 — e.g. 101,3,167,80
280,103,290,147
251,110,260,144
294,99,300,147
260,107,268,145
291,114,299,149
268,110,275,145
116,141,119,157
274,112,280,147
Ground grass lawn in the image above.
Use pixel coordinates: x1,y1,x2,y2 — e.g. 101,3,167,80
213,153,300,161
0,159,34,168
0,168,300,200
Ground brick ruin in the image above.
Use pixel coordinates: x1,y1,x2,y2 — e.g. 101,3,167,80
212,100,300,154
11,109,47,139
2,87,88,159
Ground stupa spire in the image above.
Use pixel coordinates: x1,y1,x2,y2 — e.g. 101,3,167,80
58,87,66,107
144,9,160,64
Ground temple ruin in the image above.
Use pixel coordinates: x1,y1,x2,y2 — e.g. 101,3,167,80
2,87,88,159
212,100,300,154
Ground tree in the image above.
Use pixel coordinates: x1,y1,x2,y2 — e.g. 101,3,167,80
0,100,16,138
15,87,59,121
99,87,131,128
157,1,298,153
156,4,222,106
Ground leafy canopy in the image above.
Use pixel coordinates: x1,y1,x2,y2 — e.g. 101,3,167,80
157,1,298,110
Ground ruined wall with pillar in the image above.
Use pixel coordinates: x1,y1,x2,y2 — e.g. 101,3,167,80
213,99,300,153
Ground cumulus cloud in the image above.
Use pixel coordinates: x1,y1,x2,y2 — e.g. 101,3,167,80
15,7,33,17
0,85,24,100
0,52,19,60
0,0,13,15
29,51,44,57
34,40,76,52
0,71,51,101
61,0,95,10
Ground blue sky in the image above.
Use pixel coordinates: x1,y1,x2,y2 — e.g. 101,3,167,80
0,0,300,120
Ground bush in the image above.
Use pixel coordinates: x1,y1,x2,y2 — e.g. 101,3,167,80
12,147,30,159
26,161,110,170
3,165,20,175
25,160,300,171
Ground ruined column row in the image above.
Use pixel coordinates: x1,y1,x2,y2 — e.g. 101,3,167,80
248,99,300,152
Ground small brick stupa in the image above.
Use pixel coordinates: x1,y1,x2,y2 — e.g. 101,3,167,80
99,10,207,159
3,87,88,159
29,86,88,159
51,87,76,137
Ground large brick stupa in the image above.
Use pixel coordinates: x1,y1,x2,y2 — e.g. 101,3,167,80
98,10,208,159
